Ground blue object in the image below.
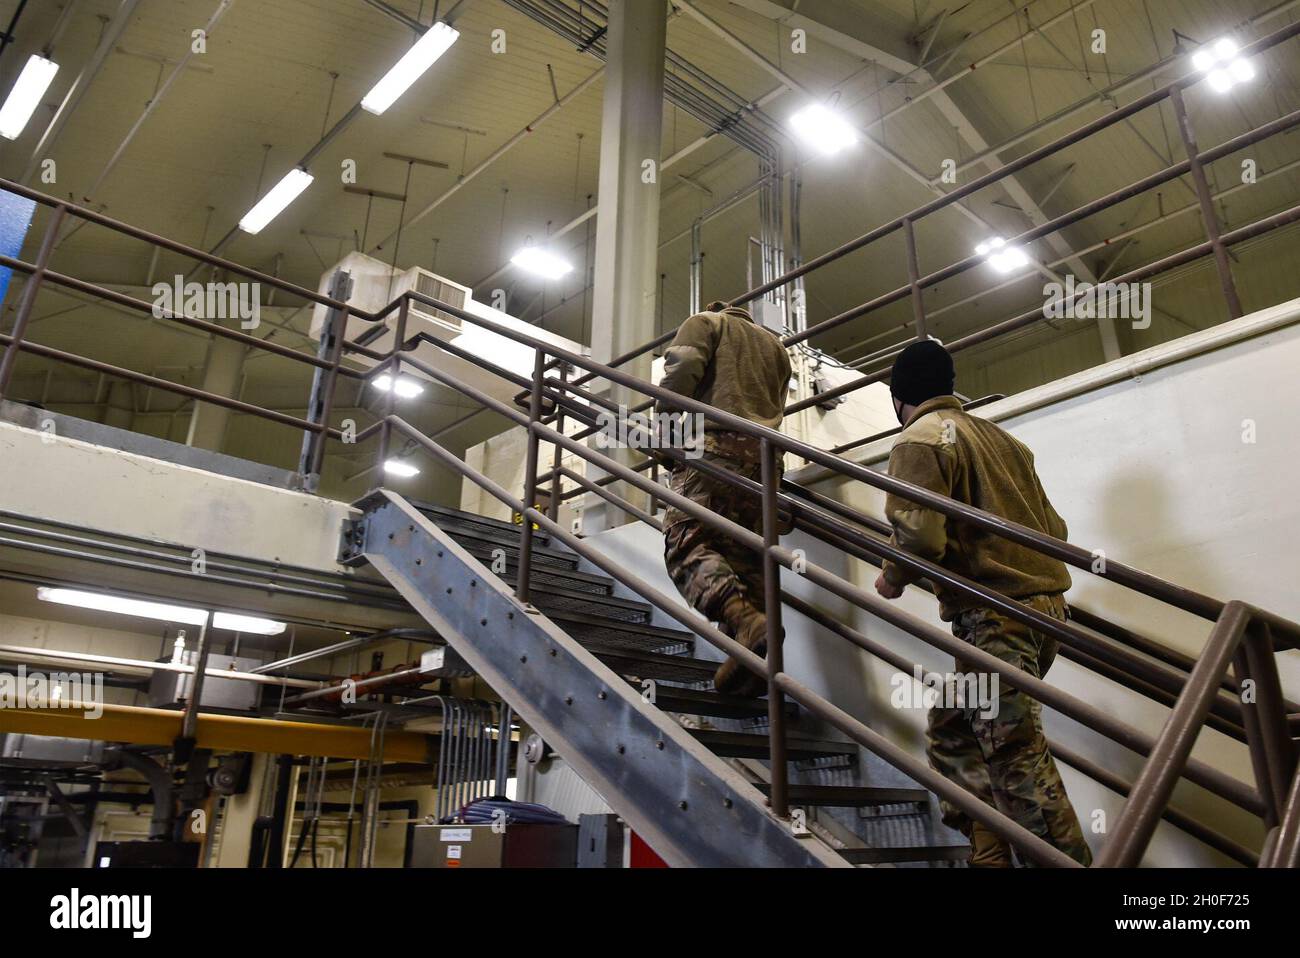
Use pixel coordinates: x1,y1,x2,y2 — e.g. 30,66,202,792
0,189,38,305
443,796,571,826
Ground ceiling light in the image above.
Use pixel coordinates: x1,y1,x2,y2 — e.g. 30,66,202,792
788,103,858,156
239,167,314,234
383,458,420,478
36,587,284,634
975,237,1031,274
1189,37,1254,93
362,21,460,115
1212,38,1239,60
211,612,286,636
372,373,424,398
1206,69,1234,93
511,245,573,280
0,54,59,140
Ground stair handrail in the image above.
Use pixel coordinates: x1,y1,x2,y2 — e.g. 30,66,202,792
340,291,1299,866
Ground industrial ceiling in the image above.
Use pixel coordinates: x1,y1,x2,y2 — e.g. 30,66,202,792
1,0,1298,494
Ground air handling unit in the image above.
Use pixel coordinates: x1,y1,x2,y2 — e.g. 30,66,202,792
310,252,586,407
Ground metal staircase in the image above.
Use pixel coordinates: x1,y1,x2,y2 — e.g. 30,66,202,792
343,492,966,867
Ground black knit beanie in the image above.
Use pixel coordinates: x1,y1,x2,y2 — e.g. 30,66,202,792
890,339,955,406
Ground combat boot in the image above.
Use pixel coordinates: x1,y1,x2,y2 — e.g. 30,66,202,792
714,595,768,697
968,821,1014,868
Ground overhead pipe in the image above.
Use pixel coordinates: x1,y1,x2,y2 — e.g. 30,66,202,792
65,0,237,240
21,0,144,184
367,65,607,256
0,0,31,64
0,642,323,690
189,0,473,267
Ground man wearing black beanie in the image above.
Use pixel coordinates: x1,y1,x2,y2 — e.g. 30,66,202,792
873,338,1092,868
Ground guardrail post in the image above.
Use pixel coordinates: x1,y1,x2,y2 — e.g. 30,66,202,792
1169,87,1244,320
299,269,353,489
0,203,67,398
546,362,567,523
761,437,789,819
375,297,409,478
902,216,928,339
516,348,547,602
1096,601,1251,866
1234,619,1297,829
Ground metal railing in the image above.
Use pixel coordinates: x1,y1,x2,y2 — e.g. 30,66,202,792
1,15,1299,866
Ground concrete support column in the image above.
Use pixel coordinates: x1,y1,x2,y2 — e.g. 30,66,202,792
186,331,247,453
584,0,667,533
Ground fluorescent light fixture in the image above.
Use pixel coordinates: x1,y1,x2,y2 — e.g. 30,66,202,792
1189,37,1254,93
211,612,287,636
372,373,424,398
36,587,285,635
0,54,59,140
362,21,460,115
788,103,858,156
239,167,314,234
511,245,573,280
383,458,420,478
974,237,1030,274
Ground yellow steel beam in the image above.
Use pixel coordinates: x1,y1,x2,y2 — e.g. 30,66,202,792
0,702,433,763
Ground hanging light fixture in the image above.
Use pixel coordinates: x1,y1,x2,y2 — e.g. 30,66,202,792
362,21,460,115
239,167,314,234
0,54,59,140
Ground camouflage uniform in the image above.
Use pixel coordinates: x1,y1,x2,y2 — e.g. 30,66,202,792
927,593,1093,866
662,432,774,624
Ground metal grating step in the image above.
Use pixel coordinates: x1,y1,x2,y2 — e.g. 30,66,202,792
753,784,929,807
527,584,653,625
554,614,695,656
411,501,552,544
588,646,718,683
838,845,969,865
637,682,788,720
479,558,612,595
689,729,857,761
452,531,579,570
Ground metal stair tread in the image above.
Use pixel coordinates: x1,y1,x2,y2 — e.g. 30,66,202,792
838,845,969,865
689,728,857,760
553,608,702,647
475,557,611,594
411,501,552,543
448,529,578,568
586,645,718,682
633,681,788,719
752,784,930,807
524,582,654,623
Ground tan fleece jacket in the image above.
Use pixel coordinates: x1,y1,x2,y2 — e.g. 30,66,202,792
880,396,1072,619
655,307,792,431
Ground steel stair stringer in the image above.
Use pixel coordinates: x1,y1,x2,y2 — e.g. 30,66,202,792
348,490,849,868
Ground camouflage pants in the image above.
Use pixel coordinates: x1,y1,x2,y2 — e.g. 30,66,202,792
927,594,1093,866
662,433,771,624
